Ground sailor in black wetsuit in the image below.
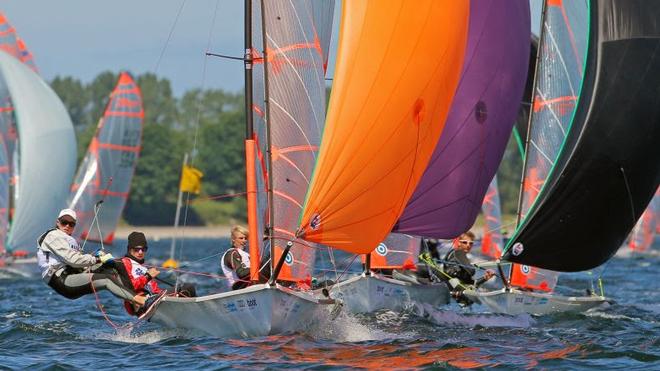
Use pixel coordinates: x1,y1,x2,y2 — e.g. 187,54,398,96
443,231,494,305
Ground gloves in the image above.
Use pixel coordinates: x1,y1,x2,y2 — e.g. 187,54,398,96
98,252,114,264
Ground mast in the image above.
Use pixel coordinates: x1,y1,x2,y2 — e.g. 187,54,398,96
259,0,276,275
164,152,187,268
244,0,261,281
514,0,549,228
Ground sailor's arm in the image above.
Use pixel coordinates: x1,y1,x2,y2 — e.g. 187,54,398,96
42,233,97,267
227,250,250,278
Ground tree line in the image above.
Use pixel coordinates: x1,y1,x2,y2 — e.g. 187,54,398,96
51,71,522,226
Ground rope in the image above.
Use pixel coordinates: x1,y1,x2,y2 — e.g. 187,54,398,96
153,0,187,74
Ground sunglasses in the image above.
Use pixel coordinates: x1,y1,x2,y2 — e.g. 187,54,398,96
131,247,148,252
59,219,76,227
459,240,474,246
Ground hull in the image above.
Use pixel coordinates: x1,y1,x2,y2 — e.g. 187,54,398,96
463,288,607,315
327,274,450,314
151,284,334,338
0,256,39,278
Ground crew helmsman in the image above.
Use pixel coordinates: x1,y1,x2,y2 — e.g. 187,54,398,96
37,208,153,311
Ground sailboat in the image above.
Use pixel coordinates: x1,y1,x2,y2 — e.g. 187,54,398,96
312,0,531,314
67,72,144,245
0,50,76,275
464,0,660,315
150,0,336,338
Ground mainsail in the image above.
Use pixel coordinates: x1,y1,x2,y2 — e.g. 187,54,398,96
393,0,530,239
249,1,332,282
68,72,144,244
298,0,469,253
480,176,504,259
0,50,76,250
503,0,660,271
365,233,419,271
627,187,659,253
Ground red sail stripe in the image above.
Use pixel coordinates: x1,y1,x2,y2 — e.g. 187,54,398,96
103,111,144,118
95,189,129,198
98,143,141,152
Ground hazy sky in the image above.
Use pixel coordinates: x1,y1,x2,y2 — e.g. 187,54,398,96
3,1,540,97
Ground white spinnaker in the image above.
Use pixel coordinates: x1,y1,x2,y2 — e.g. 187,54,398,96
0,50,76,250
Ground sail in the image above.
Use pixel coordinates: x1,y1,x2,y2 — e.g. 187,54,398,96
480,176,504,259
311,0,335,73
251,1,332,281
393,0,530,239
365,233,419,270
504,0,660,271
0,12,20,59
68,72,144,244
0,50,76,250
0,133,8,254
627,187,659,252
297,0,469,254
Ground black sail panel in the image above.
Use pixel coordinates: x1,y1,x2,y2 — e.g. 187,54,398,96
503,0,660,271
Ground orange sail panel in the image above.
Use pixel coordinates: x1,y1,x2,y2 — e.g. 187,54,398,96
298,0,469,254
68,72,144,244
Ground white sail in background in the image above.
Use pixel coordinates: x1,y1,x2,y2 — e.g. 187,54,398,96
0,50,76,250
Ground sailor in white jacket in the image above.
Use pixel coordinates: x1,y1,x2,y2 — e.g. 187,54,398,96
37,209,150,309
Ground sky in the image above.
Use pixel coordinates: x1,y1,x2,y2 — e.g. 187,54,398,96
3,1,541,97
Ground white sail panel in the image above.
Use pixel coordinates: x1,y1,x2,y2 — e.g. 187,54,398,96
0,50,76,250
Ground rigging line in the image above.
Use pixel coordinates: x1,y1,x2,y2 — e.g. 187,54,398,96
80,177,114,252
153,0,188,74
175,0,221,288
620,166,637,225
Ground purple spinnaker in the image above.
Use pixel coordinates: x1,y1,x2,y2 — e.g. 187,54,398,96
393,0,530,238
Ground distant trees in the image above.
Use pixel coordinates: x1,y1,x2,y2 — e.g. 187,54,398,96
51,71,522,226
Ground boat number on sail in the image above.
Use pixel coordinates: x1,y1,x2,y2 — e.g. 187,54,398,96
521,265,530,274
310,213,321,230
512,242,524,256
375,243,388,256
285,252,293,266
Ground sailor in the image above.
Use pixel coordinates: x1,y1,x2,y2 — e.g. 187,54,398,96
115,232,166,316
443,231,495,304
221,225,252,290
37,209,158,313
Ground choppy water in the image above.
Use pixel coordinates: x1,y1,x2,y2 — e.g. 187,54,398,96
1,237,658,369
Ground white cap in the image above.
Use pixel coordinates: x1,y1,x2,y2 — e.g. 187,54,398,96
58,208,77,221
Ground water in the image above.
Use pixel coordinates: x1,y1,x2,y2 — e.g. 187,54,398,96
1,237,659,369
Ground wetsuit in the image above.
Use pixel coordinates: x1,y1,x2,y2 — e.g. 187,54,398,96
443,249,489,305
37,228,136,301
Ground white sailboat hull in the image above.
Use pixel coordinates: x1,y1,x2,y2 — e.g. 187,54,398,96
151,283,335,338
326,274,450,314
463,288,608,315
0,256,39,278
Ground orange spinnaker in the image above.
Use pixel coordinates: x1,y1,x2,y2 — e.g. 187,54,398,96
298,0,469,254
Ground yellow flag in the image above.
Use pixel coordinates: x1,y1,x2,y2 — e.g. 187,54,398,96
179,165,203,194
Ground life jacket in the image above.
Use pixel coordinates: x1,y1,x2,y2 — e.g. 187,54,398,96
221,248,251,287
36,228,82,282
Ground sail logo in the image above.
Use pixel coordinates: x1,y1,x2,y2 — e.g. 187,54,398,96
512,242,524,256
375,243,388,256
310,213,321,230
285,252,294,266
521,265,530,275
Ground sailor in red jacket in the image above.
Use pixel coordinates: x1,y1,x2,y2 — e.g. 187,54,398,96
119,231,162,315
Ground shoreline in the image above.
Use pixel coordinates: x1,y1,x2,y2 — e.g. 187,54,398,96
115,225,232,239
